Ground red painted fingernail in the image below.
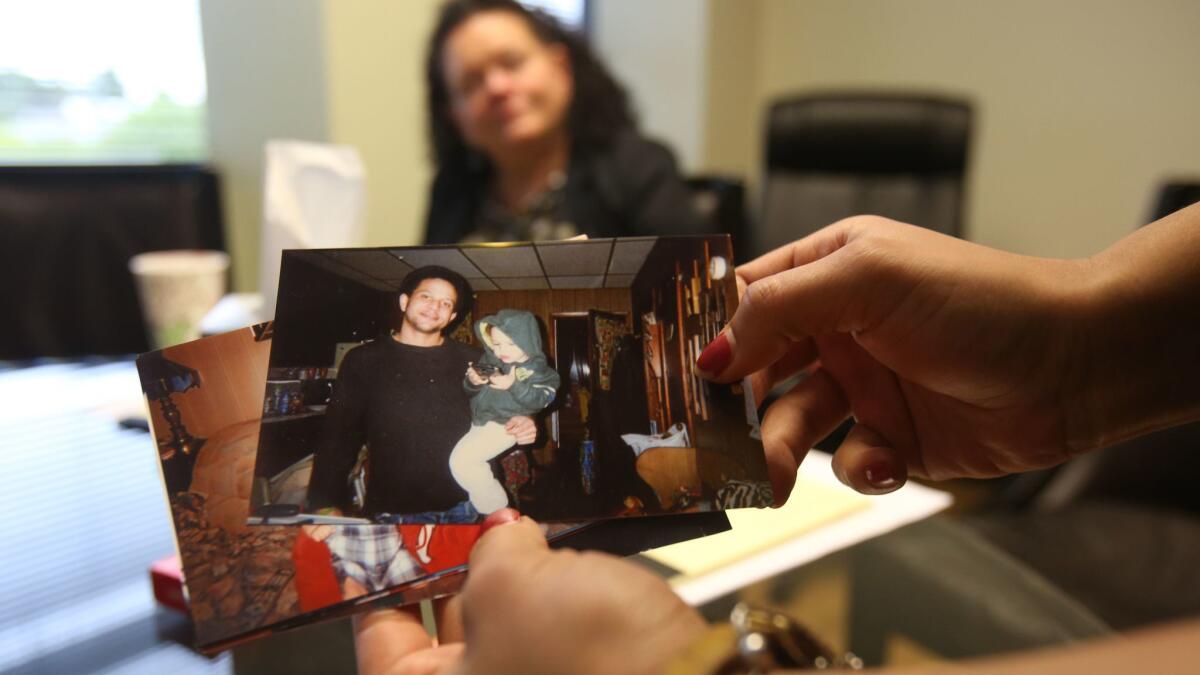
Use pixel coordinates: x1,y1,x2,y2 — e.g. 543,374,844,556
696,332,732,377
481,508,521,535
864,462,900,492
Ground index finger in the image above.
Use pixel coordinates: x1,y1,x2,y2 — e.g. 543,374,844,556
693,223,854,385
354,606,434,674
433,595,464,644
737,219,854,284
702,248,859,384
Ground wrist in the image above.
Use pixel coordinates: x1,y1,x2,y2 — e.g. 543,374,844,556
1048,255,1112,454
1067,229,1200,450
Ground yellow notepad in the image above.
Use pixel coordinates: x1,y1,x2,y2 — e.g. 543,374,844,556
644,478,870,578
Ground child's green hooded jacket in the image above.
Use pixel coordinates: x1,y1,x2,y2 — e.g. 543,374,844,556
464,309,560,425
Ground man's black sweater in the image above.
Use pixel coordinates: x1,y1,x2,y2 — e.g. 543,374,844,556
307,336,481,516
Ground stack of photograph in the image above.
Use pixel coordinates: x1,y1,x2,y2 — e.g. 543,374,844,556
137,234,772,651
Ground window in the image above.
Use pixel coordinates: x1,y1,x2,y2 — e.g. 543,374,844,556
520,0,589,32
0,0,208,164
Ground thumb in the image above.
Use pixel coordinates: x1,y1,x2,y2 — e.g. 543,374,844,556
459,512,548,645
468,511,547,571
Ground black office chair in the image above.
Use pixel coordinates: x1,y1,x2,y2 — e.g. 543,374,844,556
756,91,972,256
685,175,752,261
1146,179,1200,224
0,164,225,358
756,92,973,451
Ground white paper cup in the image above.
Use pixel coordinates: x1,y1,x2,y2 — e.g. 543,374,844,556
129,250,230,349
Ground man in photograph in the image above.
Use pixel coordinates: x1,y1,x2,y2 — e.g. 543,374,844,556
306,265,538,523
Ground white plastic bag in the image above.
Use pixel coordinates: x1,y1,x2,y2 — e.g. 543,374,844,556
259,140,367,318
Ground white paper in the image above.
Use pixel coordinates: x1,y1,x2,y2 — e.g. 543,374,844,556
656,450,954,606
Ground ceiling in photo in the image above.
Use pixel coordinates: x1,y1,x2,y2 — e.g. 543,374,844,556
288,238,659,293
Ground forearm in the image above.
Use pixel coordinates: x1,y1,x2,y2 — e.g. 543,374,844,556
1072,202,1200,449
506,370,559,411
866,617,1200,675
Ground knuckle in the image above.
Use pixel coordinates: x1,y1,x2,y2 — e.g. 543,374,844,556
842,213,899,234
842,230,894,274
742,277,783,314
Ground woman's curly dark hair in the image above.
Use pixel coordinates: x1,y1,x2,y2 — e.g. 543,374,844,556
426,0,636,176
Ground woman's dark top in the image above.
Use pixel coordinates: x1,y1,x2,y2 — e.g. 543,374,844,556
424,129,712,244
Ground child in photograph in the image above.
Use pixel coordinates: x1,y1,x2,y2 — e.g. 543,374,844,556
451,309,560,514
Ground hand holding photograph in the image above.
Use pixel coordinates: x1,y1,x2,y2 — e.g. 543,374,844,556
251,235,773,524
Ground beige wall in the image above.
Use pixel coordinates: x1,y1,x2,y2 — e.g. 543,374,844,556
323,0,441,250
711,0,1200,258
702,0,761,179
201,0,330,292
592,0,711,171
202,0,440,293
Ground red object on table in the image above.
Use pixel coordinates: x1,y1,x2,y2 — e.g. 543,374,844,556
151,555,188,614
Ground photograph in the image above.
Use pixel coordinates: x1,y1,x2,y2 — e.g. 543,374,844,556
136,323,475,652
251,234,773,524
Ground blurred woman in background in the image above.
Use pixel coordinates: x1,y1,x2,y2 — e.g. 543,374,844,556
423,0,709,244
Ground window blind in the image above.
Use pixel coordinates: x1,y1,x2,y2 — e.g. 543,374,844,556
0,361,225,673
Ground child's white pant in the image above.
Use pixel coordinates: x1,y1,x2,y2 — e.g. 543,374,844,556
449,421,517,514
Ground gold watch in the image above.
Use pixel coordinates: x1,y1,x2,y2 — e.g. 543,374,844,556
662,603,864,674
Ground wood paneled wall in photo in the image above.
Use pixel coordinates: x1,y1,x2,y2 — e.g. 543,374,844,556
630,236,737,440
147,328,271,442
471,288,633,362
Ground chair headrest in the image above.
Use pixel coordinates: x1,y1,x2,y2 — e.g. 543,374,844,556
1150,181,1200,221
767,92,971,174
